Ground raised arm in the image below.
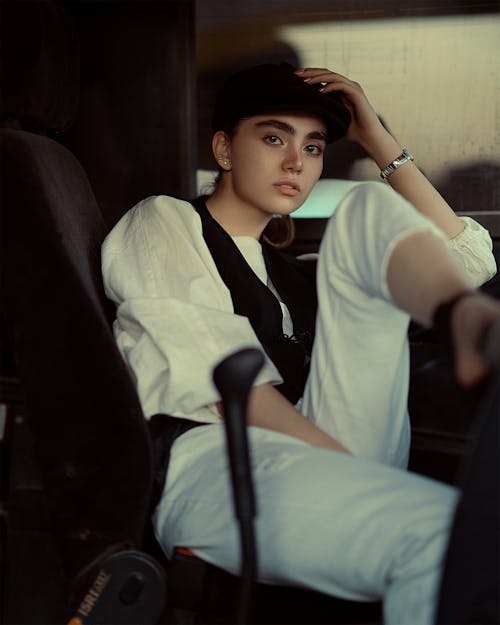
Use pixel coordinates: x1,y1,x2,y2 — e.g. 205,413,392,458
296,68,465,238
386,228,500,386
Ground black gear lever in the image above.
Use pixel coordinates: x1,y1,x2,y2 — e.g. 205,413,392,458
213,347,265,625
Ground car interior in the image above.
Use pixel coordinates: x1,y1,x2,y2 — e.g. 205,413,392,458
1,1,499,624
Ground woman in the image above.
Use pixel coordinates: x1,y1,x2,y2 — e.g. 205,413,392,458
102,63,498,624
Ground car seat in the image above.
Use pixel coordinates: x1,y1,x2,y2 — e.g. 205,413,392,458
0,2,382,623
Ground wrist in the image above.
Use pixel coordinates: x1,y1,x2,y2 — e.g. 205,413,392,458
357,127,403,167
432,290,477,355
380,149,414,180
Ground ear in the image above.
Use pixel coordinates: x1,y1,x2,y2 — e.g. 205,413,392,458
212,131,232,171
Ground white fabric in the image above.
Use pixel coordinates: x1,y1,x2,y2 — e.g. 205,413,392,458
301,183,436,467
447,215,496,287
154,424,458,625
103,181,496,625
148,182,474,625
102,184,496,427
102,196,282,422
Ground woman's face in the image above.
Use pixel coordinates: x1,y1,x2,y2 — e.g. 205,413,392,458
223,113,327,220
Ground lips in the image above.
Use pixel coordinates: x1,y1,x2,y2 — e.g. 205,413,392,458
273,180,301,196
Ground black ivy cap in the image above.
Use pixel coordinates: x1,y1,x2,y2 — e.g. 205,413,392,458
212,62,351,143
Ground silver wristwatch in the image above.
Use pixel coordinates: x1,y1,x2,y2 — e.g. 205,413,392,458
380,149,414,180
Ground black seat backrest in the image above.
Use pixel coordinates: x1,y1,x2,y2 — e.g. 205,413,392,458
0,127,153,580
0,0,154,587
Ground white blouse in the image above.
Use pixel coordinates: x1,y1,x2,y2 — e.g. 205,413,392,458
102,193,496,424
447,216,496,287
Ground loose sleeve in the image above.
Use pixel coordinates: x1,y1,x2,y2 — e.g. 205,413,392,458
446,216,497,287
102,196,282,421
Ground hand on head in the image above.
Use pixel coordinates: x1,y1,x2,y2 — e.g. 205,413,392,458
295,68,384,146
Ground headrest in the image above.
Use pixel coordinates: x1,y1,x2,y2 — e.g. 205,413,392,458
0,0,80,133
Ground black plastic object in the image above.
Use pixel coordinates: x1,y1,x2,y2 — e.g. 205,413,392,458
436,318,500,624
67,550,166,625
213,348,265,625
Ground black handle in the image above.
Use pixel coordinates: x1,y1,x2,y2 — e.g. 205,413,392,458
213,347,264,625
213,348,264,522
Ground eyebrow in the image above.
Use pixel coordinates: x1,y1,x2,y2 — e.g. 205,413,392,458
254,119,327,142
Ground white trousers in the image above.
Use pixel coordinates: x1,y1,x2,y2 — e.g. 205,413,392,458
153,183,458,625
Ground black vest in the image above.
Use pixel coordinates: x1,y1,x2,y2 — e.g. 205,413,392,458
191,197,318,404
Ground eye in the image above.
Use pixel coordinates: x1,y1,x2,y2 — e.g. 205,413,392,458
304,144,324,156
264,134,283,145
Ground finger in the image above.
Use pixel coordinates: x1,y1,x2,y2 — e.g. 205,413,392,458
317,82,363,109
296,67,344,77
302,71,344,85
297,71,360,96
295,67,330,75
295,68,345,83
317,80,358,94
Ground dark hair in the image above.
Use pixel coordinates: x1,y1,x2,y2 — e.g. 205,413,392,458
262,214,295,249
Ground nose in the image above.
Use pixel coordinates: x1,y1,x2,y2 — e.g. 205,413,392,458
282,144,303,173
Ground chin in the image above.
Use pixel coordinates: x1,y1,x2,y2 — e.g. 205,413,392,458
275,197,305,215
